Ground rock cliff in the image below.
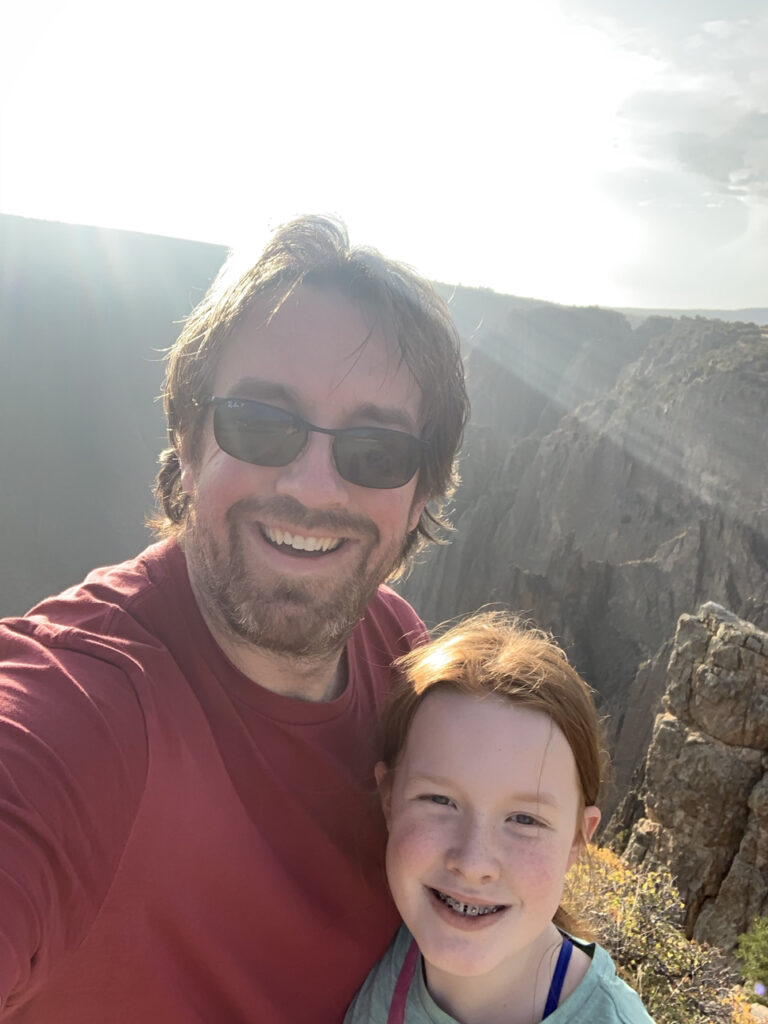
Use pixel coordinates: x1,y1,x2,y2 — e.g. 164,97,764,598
617,604,768,951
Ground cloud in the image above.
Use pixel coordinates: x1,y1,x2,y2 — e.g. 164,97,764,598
565,0,767,45
553,1,768,305
600,161,766,307
567,6,768,204
620,94,768,198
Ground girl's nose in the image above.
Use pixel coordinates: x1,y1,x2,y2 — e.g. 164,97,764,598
444,818,501,884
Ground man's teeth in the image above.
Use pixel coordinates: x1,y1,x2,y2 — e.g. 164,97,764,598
263,527,341,552
434,890,504,916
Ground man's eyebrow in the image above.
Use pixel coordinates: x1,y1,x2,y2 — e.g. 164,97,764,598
223,379,297,405
221,380,420,434
351,402,419,434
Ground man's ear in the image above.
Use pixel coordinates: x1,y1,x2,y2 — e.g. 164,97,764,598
407,494,427,535
180,462,196,496
375,761,392,828
178,435,197,497
567,805,601,870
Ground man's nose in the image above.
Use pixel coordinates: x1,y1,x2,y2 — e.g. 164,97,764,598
444,816,501,884
274,431,350,509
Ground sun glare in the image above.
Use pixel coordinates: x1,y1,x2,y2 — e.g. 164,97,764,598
1,0,764,307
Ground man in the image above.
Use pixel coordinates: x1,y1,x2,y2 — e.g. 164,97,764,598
0,216,469,1023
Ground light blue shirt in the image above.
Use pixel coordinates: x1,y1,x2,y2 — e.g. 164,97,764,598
345,925,655,1023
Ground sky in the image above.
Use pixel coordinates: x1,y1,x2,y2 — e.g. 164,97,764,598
1,0,766,310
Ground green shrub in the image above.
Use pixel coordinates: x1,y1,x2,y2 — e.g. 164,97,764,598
736,917,768,1007
565,846,756,1024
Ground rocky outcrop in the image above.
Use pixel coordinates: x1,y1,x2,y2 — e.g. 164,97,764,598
619,604,768,950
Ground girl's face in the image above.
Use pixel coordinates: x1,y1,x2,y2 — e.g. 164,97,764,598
377,689,600,984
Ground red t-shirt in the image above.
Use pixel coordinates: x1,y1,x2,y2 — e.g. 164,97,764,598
0,540,424,1023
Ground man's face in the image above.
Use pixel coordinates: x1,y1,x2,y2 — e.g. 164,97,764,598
180,285,426,660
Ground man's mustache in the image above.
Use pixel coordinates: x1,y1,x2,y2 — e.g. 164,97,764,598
226,495,380,541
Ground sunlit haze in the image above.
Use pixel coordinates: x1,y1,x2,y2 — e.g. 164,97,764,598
2,0,766,309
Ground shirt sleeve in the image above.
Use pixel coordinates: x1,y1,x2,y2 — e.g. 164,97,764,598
377,585,429,654
0,623,148,1013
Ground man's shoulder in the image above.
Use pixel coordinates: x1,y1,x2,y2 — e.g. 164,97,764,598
17,539,179,626
1,539,186,657
368,584,425,632
344,588,425,691
354,585,426,654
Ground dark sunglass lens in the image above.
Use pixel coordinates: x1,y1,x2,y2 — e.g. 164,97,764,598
335,431,421,488
213,403,306,466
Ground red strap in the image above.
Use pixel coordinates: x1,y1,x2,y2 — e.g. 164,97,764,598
386,938,420,1024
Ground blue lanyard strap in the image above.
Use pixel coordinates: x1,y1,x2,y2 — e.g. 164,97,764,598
543,936,574,1018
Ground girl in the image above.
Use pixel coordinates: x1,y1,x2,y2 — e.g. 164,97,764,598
346,611,654,1023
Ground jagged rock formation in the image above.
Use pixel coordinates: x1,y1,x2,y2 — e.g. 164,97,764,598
398,300,768,815
618,604,768,951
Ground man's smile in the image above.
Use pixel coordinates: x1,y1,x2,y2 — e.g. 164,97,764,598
262,525,344,554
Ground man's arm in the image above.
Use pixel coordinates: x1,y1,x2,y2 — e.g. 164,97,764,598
0,625,147,1014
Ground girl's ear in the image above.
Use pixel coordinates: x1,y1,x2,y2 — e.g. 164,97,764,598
567,805,601,870
375,761,392,828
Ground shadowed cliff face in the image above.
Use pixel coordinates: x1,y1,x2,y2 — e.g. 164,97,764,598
617,605,768,951
0,216,226,617
397,302,768,815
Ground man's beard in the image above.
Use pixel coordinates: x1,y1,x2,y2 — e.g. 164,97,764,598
184,495,411,660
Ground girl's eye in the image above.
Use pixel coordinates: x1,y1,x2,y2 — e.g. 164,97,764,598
508,813,539,827
422,794,453,807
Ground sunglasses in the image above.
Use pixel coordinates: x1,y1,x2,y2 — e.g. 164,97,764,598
206,397,427,490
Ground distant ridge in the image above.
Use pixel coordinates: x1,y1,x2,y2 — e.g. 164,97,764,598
5,214,764,326
616,305,768,327
0,211,229,252
433,279,768,331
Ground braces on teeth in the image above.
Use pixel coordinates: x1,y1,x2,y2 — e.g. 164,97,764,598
435,890,504,916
